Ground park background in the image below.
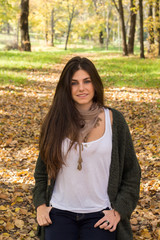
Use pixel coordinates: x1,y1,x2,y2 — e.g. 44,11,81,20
0,0,160,239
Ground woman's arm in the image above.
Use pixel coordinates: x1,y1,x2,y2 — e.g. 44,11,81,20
95,108,141,231
33,154,53,226
33,154,48,209
111,110,141,220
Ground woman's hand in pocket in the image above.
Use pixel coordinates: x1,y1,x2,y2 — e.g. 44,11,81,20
37,204,52,226
94,209,120,232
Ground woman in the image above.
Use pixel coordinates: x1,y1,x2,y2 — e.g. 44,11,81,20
33,56,141,240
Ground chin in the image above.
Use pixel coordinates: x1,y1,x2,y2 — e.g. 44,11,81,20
76,101,93,109
77,101,90,105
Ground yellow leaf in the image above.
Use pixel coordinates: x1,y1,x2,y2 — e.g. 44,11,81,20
157,229,160,240
141,228,151,238
5,221,14,230
20,208,27,215
15,207,20,213
0,205,7,210
0,193,8,199
29,230,35,237
2,233,10,237
16,197,23,203
15,219,24,229
131,218,138,225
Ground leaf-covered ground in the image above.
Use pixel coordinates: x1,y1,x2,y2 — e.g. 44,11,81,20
0,56,160,240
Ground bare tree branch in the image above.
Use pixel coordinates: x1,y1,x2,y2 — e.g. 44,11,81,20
112,0,119,13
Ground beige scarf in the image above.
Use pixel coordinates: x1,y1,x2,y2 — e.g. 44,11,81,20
76,103,103,170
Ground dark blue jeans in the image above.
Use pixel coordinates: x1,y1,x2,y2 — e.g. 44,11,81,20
45,208,116,240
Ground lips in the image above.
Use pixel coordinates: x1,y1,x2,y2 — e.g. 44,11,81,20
77,94,88,97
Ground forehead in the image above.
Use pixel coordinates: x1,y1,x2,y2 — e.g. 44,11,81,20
72,69,90,80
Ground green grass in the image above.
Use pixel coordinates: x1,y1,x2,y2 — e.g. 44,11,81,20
0,70,27,85
0,49,159,88
0,51,68,70
95,55,160,88
0,50,69,85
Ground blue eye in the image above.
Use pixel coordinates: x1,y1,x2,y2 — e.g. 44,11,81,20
71,81,78,85
84,80,92,84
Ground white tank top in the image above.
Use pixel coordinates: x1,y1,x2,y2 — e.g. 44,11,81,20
50,108,112,213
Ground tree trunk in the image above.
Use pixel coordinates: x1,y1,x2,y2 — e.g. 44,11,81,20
139,0,145,58
106,7,112,50
17,18,20,46
92,0,104,46
51,8,55,46
128,0,137,54
20,0,31,51
7,22,10,34
65,18,72,50
45,32,48,44
155,0,160,55
118,15,121,50
99,31,104,46
148,2,154,52
45,19,49,45
118,0,128,55
125,12,130,38
65,6,75,50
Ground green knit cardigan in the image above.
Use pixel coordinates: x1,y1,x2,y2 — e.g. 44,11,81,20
33,108,141,240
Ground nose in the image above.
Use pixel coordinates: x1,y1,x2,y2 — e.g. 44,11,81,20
79,82,84,91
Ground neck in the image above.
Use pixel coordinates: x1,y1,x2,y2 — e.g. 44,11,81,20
76,102,93,112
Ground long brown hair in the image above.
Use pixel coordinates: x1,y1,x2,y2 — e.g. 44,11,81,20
39,56,104,178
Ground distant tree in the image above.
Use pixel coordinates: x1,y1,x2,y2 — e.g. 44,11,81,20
105,6,112,50
139,0,145,58
20,0,31,51
118,0,128,55
148,1,154,52
112,0,128,55
45,18,49,44
65,1,78,50
155,0,160,55
128,0,137,54
99,31,104,45
51,8,55,46
49,1,62,47
92,0,104,45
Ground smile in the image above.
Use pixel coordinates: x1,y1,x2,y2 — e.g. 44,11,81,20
77,94,88,97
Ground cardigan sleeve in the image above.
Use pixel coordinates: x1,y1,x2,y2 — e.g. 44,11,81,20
111,110,141,220
32,153,48,209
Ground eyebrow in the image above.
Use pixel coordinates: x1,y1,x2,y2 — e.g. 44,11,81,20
71,77,91,81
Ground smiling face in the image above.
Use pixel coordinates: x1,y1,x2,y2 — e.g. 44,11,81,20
71,69,95,110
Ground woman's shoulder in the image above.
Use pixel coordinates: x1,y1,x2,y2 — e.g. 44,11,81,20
104,106,126,123
104,106,130,139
